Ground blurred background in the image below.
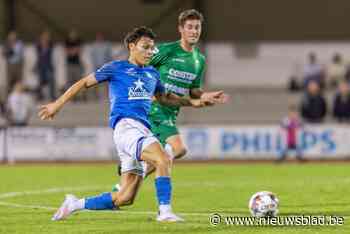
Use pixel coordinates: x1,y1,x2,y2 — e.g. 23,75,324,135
1,0,350,162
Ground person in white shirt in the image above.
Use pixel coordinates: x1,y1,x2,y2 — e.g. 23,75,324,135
303,52,325,89
6,82,34,126
326,53,347,88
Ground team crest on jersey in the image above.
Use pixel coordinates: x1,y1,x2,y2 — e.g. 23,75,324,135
128,78,151,100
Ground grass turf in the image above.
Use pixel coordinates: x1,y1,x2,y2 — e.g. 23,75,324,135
0,163,349,233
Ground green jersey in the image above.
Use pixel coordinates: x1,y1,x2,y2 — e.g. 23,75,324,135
148,41,206,145
149,41,206,120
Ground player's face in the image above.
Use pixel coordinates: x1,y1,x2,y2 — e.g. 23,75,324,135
179,19,202,45
129,36,155,65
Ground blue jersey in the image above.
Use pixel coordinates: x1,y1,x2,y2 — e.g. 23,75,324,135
94,60,165,129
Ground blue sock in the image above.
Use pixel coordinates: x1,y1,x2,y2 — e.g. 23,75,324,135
84,192,116,210
155,177,171,205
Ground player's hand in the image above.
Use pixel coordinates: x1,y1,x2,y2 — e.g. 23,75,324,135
38,102,60,120
201,91,230,106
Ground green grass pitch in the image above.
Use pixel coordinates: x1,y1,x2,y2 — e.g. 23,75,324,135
0,163,349,233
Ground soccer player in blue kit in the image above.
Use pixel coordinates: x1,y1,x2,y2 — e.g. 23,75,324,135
39,26,224,222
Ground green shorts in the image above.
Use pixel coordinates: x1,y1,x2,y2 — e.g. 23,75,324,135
150,118,179,146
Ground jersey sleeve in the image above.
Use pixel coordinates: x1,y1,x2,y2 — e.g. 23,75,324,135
94,62,114,83
149,45,169,67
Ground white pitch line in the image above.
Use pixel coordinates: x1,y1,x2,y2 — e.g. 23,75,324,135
0,200,223,216
0,186,235,217
0,182,227,200
0,186,106,200
0,201,56,210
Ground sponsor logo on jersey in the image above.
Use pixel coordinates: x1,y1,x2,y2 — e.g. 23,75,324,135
128,78,151,100
126,68,137,76
168,68,197,81
167,75,192,84
164,83,189,95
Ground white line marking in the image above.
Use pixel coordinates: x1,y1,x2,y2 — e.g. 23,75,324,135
0,200,224,216
0,186,235,217
0,201,56,210
0,186,105,199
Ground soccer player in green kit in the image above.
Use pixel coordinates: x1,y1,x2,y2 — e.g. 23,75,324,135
113,9,228,188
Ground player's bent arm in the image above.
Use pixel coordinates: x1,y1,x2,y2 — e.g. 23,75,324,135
155,92,204,108
189,88,204,99
191,88,229,105
53,74,97,110
38,74,98,120
190,88,214,106
55,74,98,109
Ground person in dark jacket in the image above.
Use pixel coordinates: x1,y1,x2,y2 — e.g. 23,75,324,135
333,81,350,122
2,31,24,95
300,80,327,123
65,29,84,101
36,31,55,101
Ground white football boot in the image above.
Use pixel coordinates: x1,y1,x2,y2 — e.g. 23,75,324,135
51,194,79,221
156,211,184,222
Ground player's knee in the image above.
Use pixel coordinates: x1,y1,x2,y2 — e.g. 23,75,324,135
117,191,136,206
122,196,135,206
174,147,187,158
155,154,171,169
174,147,187,159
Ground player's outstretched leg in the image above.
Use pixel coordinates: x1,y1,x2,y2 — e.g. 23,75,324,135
52,173,142,221
141,141,184,222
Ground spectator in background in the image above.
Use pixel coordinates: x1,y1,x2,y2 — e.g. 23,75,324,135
345,64,350,82
288,62,303,92
6,82,34,126
35,31,55,101
0,101,7,127
90,32,112,99
288,75,302,92
65,29,84,101
90,32,112,71
2,31,24,95
333,81,350,123
300,80,327,123
277,105,304,162
326,53,346,88
303,52,325,90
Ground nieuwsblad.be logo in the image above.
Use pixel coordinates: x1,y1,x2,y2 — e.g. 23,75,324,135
128,78,151,100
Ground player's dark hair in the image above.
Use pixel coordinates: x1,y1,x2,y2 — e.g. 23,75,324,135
178,9,204,27
124,26,156,50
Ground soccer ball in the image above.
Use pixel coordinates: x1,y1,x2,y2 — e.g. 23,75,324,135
248,191,279,217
